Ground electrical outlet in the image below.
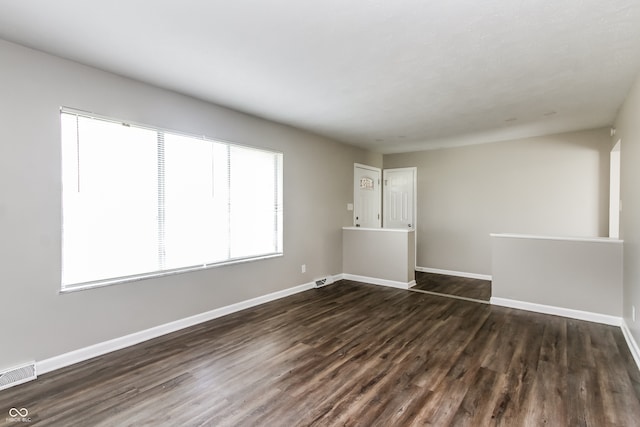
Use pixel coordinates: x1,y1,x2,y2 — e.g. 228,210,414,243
301,264,306,274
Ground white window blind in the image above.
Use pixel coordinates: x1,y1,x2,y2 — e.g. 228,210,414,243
60,109,283,290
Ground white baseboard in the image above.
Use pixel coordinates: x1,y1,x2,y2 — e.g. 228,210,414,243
416,266,492,281
342,274,414,290
37,281,316,375
621,319,640,371
490,297,622,327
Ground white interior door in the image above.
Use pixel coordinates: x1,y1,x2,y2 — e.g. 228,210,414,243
383,167,416,229
354,164,381,228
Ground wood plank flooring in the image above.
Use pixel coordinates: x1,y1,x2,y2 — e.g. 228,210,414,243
413,271,492,301
1,280,639,426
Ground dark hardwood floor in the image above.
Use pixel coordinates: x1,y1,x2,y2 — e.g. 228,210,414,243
2,280,639,426
413,271,492,301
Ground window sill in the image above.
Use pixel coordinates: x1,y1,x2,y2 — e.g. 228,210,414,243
60,253,283,294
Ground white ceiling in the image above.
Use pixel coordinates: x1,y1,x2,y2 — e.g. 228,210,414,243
1,1,640,153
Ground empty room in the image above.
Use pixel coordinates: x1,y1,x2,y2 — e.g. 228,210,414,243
2,1,640,426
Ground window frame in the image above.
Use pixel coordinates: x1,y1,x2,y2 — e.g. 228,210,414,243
59,107,284,293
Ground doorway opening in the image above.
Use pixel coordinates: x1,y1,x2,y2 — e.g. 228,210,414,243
610,139,621,238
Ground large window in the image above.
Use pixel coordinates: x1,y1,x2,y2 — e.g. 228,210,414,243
60,109,283,290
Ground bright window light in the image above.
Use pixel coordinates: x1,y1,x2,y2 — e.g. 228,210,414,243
60,109,283,290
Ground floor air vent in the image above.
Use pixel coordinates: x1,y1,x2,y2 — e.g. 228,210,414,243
0,362,37,391
315,276,335,288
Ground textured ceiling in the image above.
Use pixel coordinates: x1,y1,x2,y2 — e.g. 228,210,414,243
1,1,640,153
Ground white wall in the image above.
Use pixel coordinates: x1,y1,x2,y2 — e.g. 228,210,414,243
384,129,611,275
0,39,380,370
614,70,640,347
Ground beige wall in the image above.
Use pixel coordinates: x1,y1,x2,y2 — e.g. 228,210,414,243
0,40,379,369
614,71,640,346
491,235,622,316
342,228,415,284
384,129,611,275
